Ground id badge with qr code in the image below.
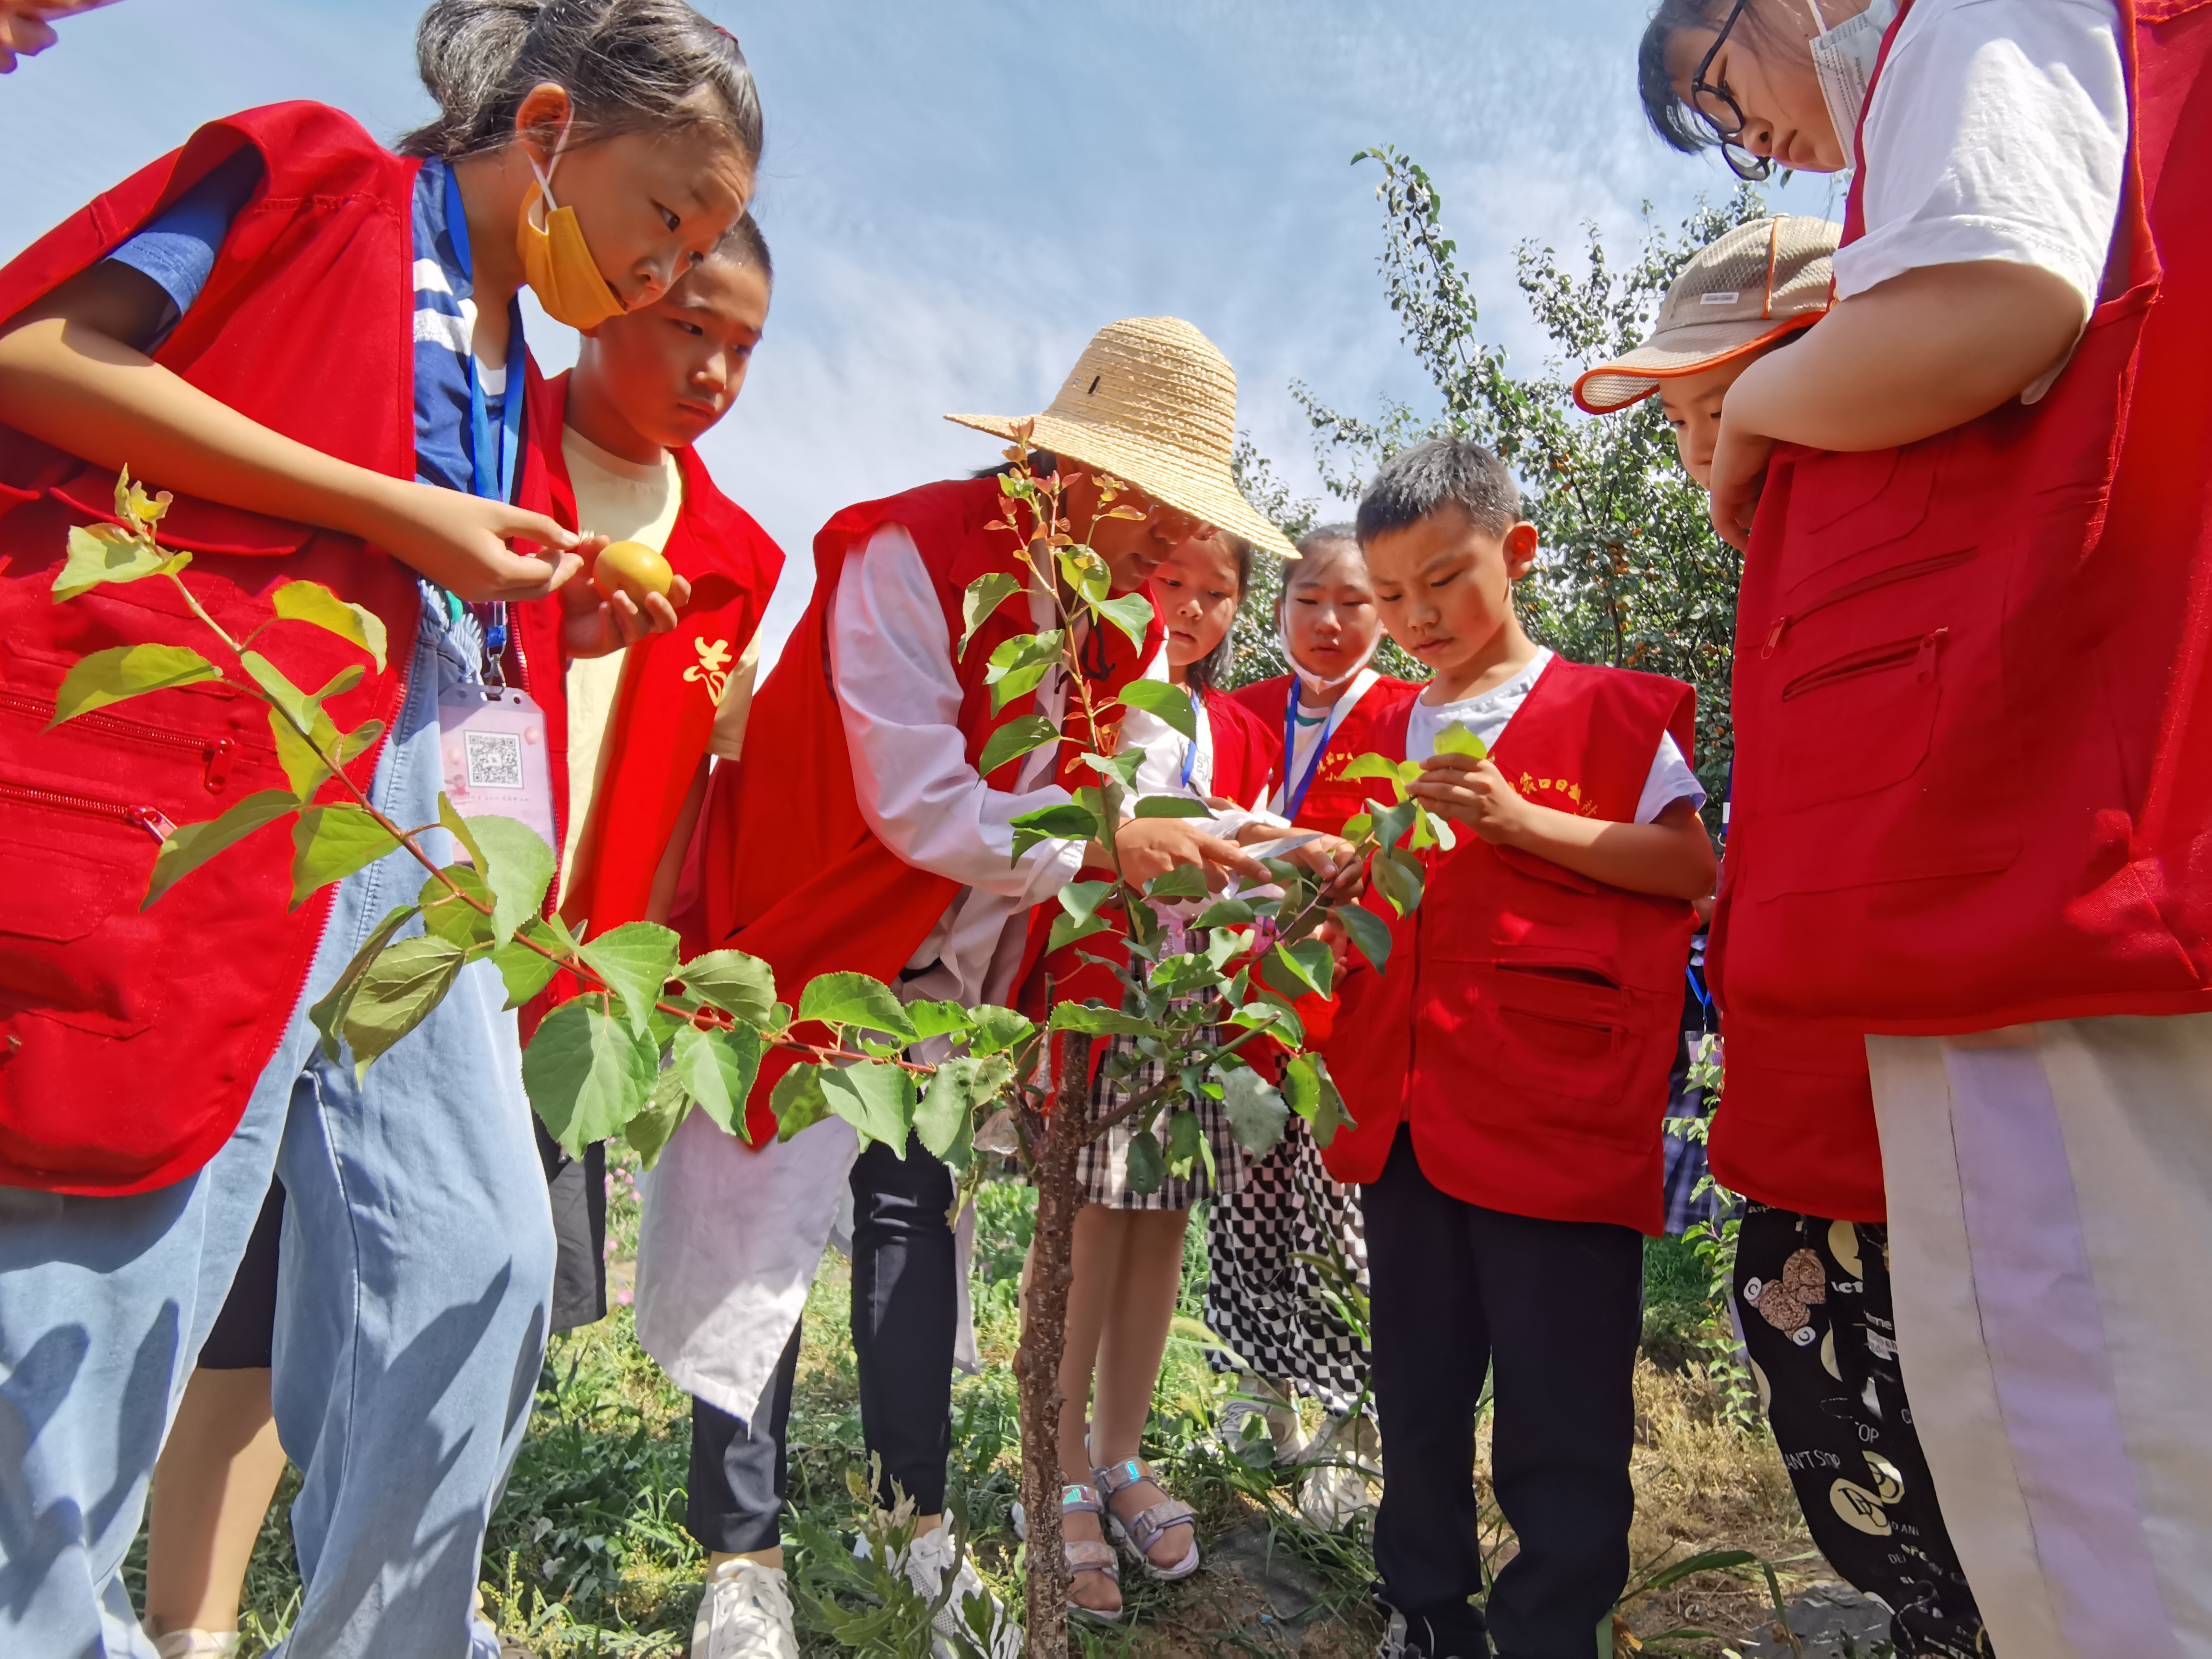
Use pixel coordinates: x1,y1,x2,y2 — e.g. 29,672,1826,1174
438,684,557,852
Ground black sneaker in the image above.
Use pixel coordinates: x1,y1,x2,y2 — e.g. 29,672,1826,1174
1372,1588,1491,1659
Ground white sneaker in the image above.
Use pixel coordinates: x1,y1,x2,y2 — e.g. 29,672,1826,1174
854,1526,1021,1659
1217,1373,1307,1465
1298,1413,1381,1529
690,1558,797,1659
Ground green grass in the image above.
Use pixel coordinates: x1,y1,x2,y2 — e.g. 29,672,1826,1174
169,1163,1798,1657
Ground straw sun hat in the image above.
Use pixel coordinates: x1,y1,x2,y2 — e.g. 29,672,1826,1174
1572,216,1841,415
947,316,1298,559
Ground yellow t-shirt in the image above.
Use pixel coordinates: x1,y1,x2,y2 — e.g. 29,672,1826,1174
560,427,683,890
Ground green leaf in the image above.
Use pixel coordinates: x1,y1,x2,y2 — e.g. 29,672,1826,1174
524,997,658,1157
48,644,220,727
1010,801,1101,860
1049,1002,1165,1037
290,803,394,909
1308,1054,1356,1148
1095,591,1154,650
625,1063,691,1169
342,934,470,1079
915,1052,1013,1165
1218,1065,1288,1155
957,570,1023,658
1262,938,1334,1000
1370,797,1418,850
1281,1053,1322,1123
1058,880,1114,929
419,864,496,948
273,578,388,672
267,704,336,798
1341,752,1407,794
967,1006,1036,1057
679,950,778,1027
1337,902,1393,974
1118,678,1198,739
1081,748,1144,791
438,793,485,871
470,814,556,944
1372,844,1426,917
1049,912,1112,954
1192,898,1256,929
306,902,420,1063
52,521,164,601
144,788,296,908
237,649,316,733
1166,1106,1204,1169
1125,1128,1166,1196
904,999,976,1042
796,972,918,1041
1433,719,1488,760
821,1061,915,1153
1144,865,1209,901
675,1021,765,1140
772,1063,835,1142
1057,545,1110,604
1228,994,1304,1050
490,920,566,1010
976,714,1059,779
1133,796,1211,819
578,920,680,1036
984,629,1064,713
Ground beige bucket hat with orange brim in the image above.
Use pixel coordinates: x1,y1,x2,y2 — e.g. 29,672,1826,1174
947,315,1298,559
1573,216,1841,416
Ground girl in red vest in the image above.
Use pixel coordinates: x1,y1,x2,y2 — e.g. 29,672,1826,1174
1643,3,2212,1651
1321,439,1713,1659
1205,524,1418,1521
1018,529,1283,1620
1577,214,1987,1658
0,5,757,1656
636,318,1284,1659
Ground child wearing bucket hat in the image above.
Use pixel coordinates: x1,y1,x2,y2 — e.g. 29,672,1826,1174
1580,216,1990,1659
633,317,1284,1656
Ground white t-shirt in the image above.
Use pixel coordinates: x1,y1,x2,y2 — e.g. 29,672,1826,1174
1403,649,1706,826
1841,0,2127,397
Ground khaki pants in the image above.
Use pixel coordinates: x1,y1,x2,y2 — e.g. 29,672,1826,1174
1868,1014,2212,1659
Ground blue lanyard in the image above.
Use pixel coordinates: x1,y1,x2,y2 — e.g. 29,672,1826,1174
1180,686,1205,791
440,161,525,508
1280,691,1337,823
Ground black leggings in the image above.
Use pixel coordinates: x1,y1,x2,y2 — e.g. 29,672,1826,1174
198,1181,284,1370
686,1133,958,1548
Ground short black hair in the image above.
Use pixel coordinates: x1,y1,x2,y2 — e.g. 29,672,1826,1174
1356,439,1523,544
1184,533,1253,695
712,211,773,286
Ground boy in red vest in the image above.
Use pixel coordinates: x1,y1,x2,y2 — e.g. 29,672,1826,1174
1642,3,2212,1650
1320,439,1713,1659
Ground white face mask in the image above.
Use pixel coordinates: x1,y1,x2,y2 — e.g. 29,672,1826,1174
1279,614,1379,699
1806,0,1900,161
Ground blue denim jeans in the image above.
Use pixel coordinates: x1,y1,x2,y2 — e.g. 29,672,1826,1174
0,613,556,1659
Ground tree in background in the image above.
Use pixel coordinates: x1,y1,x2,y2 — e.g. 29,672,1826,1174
1259,148,1772,814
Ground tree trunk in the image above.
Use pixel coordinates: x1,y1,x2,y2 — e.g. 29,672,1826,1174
1015,1032,1090,1659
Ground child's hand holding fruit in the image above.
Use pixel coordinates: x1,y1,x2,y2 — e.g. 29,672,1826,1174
561,534,694,656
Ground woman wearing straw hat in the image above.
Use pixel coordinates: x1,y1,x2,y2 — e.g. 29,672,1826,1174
633,316,1288,1659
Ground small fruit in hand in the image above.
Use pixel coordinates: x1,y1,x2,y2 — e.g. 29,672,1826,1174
591,539,674,607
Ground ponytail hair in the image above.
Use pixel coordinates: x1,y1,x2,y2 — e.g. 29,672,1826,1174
1184,533,1253,696
401,0,763,166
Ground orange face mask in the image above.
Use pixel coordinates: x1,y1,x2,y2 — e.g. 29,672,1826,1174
516,119,625,331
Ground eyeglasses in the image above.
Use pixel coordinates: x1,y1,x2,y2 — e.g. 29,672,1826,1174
1689,0,1774,181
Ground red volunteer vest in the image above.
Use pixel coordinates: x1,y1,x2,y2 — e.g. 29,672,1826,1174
1319,658,1699,1234
1715,0,2212,1037
525,372,784,949
1230,673,1427,834
689,476,1165,1142
0,104,555,1195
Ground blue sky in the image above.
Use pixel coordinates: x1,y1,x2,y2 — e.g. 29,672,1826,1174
0,0,1832,660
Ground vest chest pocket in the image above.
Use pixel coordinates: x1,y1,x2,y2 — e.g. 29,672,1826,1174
1774,445,1937,593
1419,961,1652,1142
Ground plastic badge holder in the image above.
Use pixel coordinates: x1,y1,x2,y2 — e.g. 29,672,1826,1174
438,683,557,852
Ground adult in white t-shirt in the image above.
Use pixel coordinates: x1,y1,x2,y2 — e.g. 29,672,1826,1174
1641,7,2212,1658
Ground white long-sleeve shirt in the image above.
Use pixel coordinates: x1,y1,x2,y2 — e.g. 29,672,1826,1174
828,523,1165,1006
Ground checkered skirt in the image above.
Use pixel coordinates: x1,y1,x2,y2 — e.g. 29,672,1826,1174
1202,1114,1371,1415
1074,1033,1249,1211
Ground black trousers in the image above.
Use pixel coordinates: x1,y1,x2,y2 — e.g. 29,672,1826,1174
1362,1128,1644,1659
533,1118,607,1334
685,1133,958,1548
1733,1204,1990,1659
